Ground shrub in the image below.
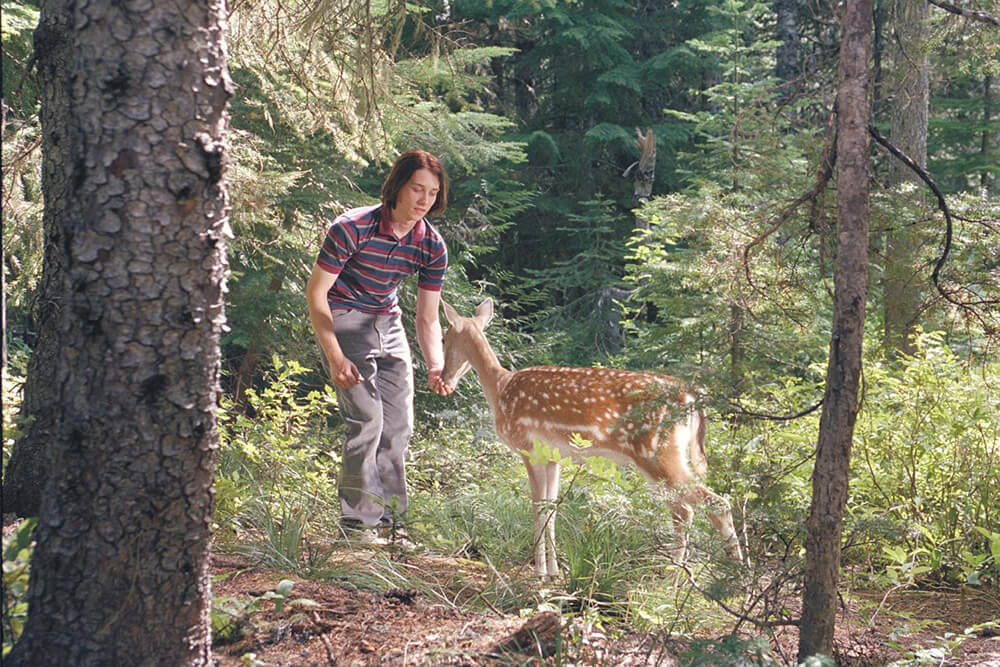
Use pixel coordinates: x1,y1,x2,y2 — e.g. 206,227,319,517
215,358,342,567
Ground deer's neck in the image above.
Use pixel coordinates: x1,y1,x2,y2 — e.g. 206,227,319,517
466,329,513,408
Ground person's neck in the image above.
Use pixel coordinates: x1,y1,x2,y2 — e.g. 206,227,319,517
386,209,417,239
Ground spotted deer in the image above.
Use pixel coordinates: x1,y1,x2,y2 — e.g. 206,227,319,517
441,298,743,578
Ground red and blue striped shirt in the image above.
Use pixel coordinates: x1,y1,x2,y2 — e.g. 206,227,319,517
316,204,448,314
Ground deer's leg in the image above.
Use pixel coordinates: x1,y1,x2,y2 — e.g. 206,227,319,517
688,484,743,563
521,455,550,578
669,500,694,563
542,460,561,578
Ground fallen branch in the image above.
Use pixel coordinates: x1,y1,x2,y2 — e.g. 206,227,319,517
669,554,800,629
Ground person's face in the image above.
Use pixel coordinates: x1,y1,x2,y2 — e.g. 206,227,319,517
392,168,440,226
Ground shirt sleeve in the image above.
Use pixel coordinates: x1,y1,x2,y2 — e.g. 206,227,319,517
417,238,448,292
316,216,359,274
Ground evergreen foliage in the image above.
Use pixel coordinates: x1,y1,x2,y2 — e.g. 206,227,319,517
924,4,1000,191
0,1,38,119
1,1,42,337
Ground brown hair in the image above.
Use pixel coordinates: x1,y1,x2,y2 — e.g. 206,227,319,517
380,149,449,216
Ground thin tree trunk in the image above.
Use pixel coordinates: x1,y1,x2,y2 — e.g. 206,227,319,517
2,0,75,519
8,0,232,664
798,0,873,660
873,0,887,118
774,0,801,83
235,340,260,409
632,127,656,221
983,74,996,193
729,302,747,397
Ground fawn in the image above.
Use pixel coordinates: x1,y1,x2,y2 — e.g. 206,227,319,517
440,298,743,578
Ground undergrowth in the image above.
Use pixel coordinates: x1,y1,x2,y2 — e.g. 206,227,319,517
205,332,997,665
1,333,995,660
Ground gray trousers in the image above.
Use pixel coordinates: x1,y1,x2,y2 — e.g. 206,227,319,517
328,309,414,527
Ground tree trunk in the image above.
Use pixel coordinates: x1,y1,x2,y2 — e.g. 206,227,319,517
728,302,747,397
774,0,801,83
1,0,75,518
7,0,232,664
798,0,873,661
234,340,260,409
872,0,887,117
983,74,997,193
882,0,929,356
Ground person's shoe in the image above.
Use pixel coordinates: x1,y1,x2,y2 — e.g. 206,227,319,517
339,520,388,547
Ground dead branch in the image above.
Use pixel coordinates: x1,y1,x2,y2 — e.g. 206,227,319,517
927,0,1000,26
728,398,824,421
868,125,999,333
669,555,800,629
632,127,657,228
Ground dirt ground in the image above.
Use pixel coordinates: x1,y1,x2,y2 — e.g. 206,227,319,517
209,549,1000,667
4,516,996,665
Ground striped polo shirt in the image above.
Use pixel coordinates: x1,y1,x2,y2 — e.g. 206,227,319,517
316,204,448,314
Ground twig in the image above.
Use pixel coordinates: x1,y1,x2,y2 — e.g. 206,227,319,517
670,555,800,629
312,611,338,663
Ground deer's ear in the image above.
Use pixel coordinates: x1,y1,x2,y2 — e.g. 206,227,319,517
474,298,494,329
442,300,460,326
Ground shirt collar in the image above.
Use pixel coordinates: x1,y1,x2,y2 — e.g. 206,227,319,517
377,206,426,243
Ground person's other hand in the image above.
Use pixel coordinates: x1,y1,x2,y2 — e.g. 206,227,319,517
331,356,364,389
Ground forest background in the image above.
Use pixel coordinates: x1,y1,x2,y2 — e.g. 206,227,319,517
2,0,999,664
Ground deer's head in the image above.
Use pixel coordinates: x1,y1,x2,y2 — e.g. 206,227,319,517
441,298,494,390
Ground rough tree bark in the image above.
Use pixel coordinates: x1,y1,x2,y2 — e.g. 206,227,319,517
883,0,929,356
7,0,232,664
798,0,873,661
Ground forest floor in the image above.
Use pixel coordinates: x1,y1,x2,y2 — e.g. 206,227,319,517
210,546,1000,667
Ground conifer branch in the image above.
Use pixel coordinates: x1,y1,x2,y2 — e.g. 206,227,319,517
742,111,837,292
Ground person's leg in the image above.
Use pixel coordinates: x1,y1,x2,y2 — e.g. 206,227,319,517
328,310,386,527
372,313,414,528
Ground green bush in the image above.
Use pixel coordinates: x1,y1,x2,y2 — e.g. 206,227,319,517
2,518,36,658
849,332,1000,584
710,330,999,587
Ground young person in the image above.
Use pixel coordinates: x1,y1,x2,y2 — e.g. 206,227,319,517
305,150,453,543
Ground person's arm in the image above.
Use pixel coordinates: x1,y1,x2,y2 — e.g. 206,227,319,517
415,287,452,395
306,263,363,389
